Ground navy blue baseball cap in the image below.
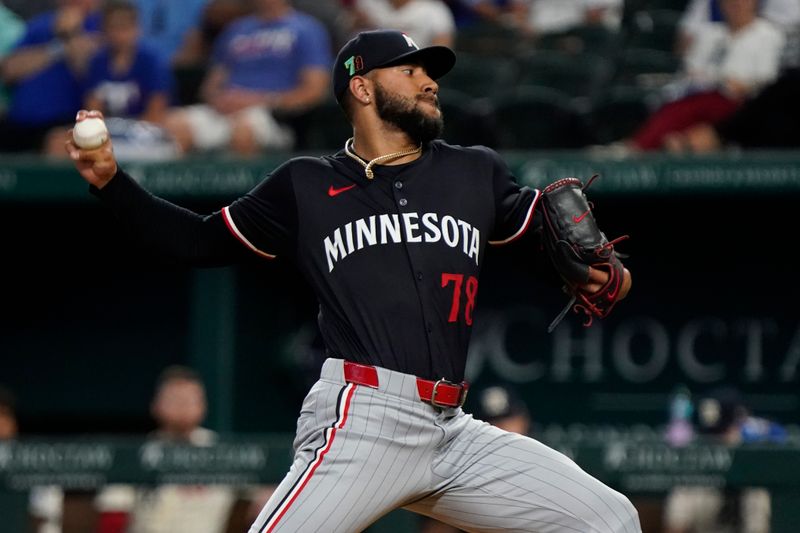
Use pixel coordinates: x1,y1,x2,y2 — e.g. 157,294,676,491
333,29,456,103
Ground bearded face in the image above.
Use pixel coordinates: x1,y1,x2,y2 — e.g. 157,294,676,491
372,80,444,144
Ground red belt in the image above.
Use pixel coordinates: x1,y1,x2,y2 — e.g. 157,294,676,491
343,361,469,408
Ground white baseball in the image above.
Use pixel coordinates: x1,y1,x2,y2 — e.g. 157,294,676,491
72,117,109,149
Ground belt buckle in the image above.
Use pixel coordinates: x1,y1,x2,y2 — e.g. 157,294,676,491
431,378,468,408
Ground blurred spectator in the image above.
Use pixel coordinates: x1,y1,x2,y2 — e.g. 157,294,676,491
692,387,787,445
0,385,18,439
348,0,457,47
44,0,176,156
163,0,331,156
29,486,65,533
0,3,27,114
95,365,242,533
443,0,529,31
85,1,171,122
0,386,29,533
0,386,67,533
678,0,800,54
628,0,785,151
171,0,251,69
133,0,210,65
169,0,250,110
292,0,351,50
0,0,102,153
527,0,623,36
665,385,695,447
663,386,787,533
420,383,533,533
666,67,800,152
470,382,533,435
0,2,24,59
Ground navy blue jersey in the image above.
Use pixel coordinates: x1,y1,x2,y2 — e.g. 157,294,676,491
95,141,538,381
223,141,538,381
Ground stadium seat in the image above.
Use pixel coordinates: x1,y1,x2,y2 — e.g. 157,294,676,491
587,85,658,144
614,47,682,87
535,25,623,58
455,22,527,56
439,53,518,98
515,51,613,100
438,88,495,147
295,98,351,151
489,86,590,149
623,0,690,17
624,9,683,53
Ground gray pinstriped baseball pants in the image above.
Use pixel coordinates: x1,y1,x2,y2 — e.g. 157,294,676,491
248,358,641,533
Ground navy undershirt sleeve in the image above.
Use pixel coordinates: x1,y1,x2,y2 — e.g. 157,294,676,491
90,168,248,266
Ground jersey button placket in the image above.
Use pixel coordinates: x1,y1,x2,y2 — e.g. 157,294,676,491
393,178,407,207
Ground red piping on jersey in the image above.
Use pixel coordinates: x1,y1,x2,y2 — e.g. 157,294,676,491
221,206,277,259
488,189,541,246
261,383,356,532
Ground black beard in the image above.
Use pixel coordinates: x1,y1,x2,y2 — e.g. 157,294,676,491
373,81,444,144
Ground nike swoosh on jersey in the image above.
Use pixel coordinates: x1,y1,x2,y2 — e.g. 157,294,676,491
573,210,590,223
328,184,357,197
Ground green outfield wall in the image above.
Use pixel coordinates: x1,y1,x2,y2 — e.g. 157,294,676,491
1,436,800,532
2,151,800,202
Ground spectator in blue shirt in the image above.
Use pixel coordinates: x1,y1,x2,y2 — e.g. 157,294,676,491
0,0,102,152
43,0,178,159
84,0,172,122
163,0,331,155
170,0,251,71
443,0,528,29
133,0,211,65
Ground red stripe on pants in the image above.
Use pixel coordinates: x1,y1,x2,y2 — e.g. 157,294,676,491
264,384,356,532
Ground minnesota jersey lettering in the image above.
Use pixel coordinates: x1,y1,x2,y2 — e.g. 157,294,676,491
323,212,481,272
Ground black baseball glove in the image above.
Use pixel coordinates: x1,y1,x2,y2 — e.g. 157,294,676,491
539,175,628,332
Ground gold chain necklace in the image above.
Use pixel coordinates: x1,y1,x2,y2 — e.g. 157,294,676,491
344,137,422,179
